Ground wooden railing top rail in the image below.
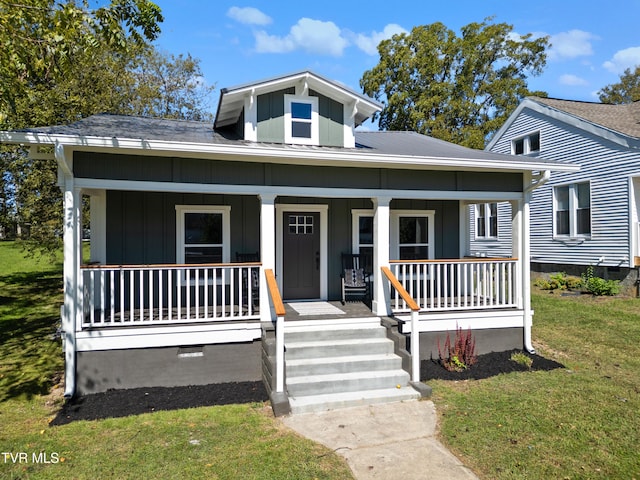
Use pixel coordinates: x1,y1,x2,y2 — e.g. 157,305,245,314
381,266,419,312
81,262,262,270
264,268,286,317
390,257,518,264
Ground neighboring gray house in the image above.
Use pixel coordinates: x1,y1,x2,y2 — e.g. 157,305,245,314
484,97,640,293
0,72,574,414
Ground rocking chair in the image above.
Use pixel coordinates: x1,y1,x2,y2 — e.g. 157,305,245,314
341,253,371,304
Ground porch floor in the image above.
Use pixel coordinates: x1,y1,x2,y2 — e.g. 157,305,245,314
283,300,374,321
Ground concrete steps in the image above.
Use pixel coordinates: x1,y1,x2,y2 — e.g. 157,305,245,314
285,318,420,414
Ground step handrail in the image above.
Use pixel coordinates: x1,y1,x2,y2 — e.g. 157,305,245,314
381,266,420,383
264,269,285,393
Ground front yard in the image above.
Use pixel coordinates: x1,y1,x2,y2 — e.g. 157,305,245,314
432,290,640,479
1,240,639,478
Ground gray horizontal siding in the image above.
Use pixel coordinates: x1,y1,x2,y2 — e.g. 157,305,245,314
468,202,513,258
489,107,640,268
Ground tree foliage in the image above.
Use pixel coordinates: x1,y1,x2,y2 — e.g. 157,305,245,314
0,1,215,250
360,18,549,149
598,65,640,104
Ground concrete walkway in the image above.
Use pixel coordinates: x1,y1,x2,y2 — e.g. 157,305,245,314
280,400,479,480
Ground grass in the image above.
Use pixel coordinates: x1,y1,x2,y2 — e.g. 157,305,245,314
0,241,354,480
432,290,640,479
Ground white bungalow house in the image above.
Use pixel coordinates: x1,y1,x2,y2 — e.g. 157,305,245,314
1,72,576,414
482,97,640,294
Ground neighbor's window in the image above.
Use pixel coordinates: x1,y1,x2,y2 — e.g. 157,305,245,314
512,131,540,155
475,203,498,239
554,182,590,237
176,206,231,265
285,95,319,145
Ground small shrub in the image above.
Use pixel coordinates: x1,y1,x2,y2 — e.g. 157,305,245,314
510,351,533,369
438,325,477,372
581,266,620,296
535,272,581,291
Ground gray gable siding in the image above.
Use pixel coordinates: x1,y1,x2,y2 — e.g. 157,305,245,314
256,87,293,143
310,89,344,147
74,152,523,193
489,108,640,268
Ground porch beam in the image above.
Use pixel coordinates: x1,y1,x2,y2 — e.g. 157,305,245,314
73,177,526,203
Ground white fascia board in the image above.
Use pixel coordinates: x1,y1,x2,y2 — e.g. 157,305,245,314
2,130,578,174
74,177,526,202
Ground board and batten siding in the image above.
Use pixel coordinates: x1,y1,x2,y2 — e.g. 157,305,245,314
489,107,640,268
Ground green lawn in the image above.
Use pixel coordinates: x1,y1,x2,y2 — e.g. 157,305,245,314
432,291,640,479
0,241,353,479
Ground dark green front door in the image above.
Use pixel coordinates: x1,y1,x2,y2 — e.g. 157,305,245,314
282,212,320,299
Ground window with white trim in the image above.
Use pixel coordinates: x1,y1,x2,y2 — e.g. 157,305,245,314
475,203,498,239
351,210,374,273
284,95,319,145
554,182,590,237
176,206,231,265
512,131,540,155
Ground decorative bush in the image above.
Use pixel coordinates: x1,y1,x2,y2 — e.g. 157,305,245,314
437,325,477,372
510,351,533,369
534,272,582,291
581,266,620,296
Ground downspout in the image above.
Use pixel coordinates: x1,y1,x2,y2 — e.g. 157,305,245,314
55,142,77,398
522,170,550,354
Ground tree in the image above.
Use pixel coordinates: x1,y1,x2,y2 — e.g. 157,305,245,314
0,1,215,251
360,18,549,149
598,66,640,104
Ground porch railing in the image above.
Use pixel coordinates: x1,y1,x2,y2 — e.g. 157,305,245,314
389,258,518,313
81,263,261,328
264,269,286,393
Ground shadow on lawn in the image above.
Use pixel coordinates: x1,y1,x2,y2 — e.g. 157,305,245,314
0,268,63,402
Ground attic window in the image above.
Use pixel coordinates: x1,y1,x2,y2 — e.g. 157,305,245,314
285,95,319,145
512,131,540,155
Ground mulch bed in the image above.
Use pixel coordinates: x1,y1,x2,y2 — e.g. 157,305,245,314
51,381,268,426
421,349,565,381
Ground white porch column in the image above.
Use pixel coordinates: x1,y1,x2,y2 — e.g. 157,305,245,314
372,196,392,316
61,180,82,397
259,194,277,322
89,190,106,264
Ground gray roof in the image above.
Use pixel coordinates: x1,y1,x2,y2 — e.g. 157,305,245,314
17,113,554,166
530,97,640,139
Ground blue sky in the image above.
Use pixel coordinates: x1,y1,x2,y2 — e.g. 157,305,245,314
152,0,640,114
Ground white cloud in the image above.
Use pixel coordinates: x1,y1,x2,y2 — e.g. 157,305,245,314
548,30,597,61
602,46,640,73
354,23,408,56
559,74,588,86
255,18,349,57
227,6,272,26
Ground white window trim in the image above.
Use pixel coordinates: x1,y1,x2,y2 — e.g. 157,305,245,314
352,209,436,260
175,205,231,265
284,94,319,145
511,131,540,155
553,181,591,239
474,203,498,240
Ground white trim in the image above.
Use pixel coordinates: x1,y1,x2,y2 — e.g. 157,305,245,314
474,202,499,239
175,205,231,264
76,323,262,351
390,210,436,259
276,204,329,300
351,209,374,254
0,131,578,173
511,130,540,155
396,309,526,332
74,177,528,202
284,95,319,145
552,180,591,239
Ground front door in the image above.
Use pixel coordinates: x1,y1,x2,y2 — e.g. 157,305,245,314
283,212,320,299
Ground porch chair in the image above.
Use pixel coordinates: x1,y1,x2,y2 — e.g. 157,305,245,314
341,253,371,304
236,252,260,308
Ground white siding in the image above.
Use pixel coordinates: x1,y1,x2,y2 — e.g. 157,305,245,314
489,107,640,268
